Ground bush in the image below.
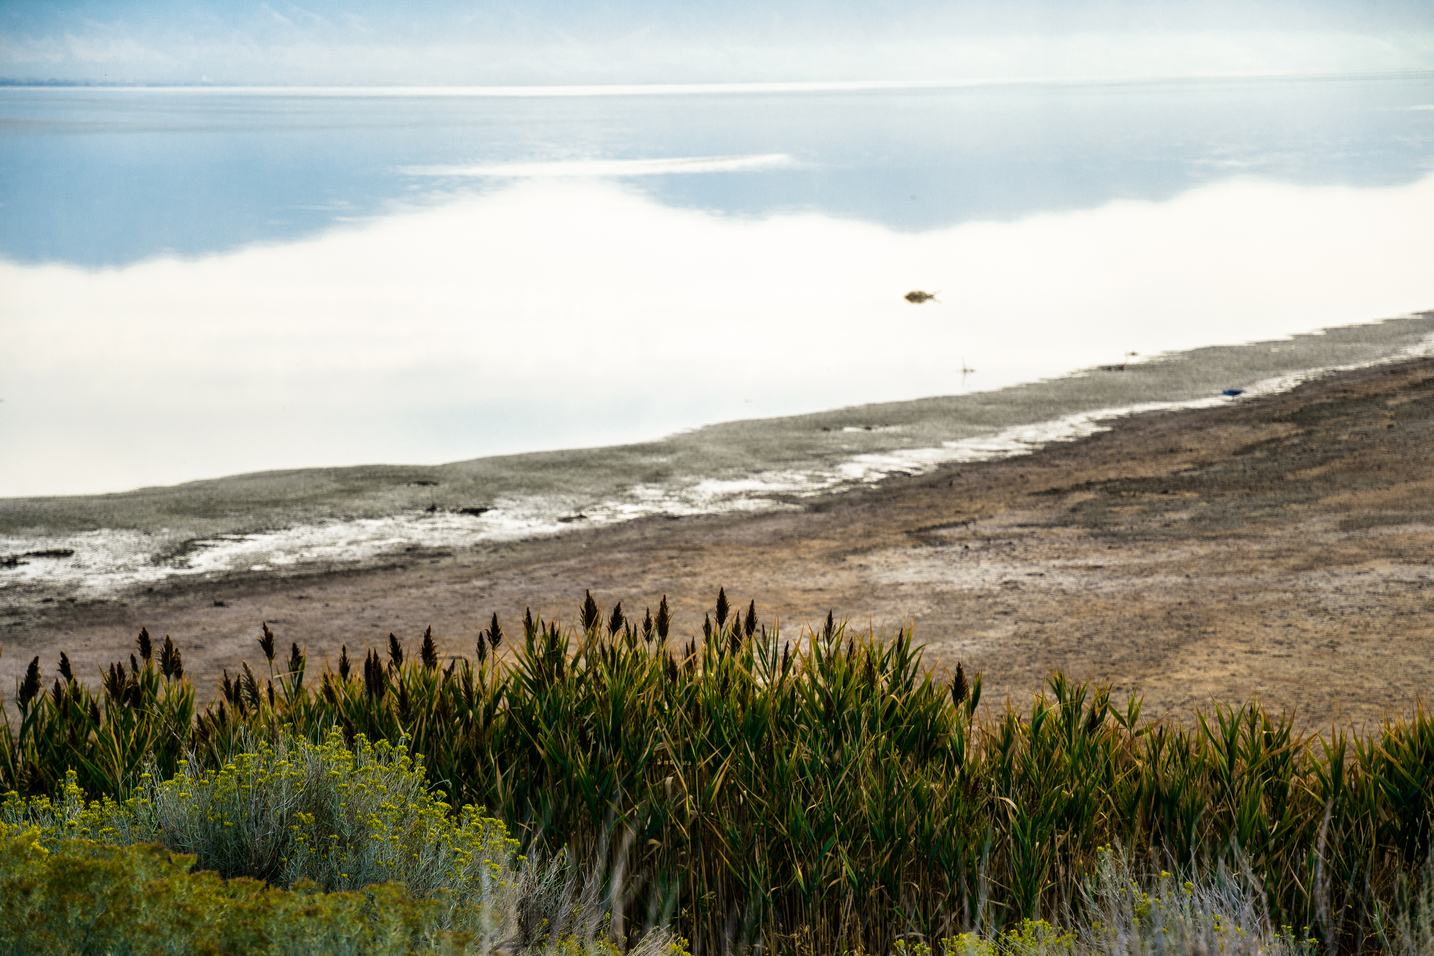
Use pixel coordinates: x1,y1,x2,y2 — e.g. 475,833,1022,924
0,829,497,956
5,729,519,901
1,730,688,956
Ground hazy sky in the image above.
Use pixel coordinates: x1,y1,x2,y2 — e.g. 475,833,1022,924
3,1,1433,86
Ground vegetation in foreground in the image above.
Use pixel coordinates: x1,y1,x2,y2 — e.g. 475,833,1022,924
2,590,1432,954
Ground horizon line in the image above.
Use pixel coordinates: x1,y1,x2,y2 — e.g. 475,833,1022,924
3,68,1431,97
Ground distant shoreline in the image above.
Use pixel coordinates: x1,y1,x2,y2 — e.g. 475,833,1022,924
5,69,1431,93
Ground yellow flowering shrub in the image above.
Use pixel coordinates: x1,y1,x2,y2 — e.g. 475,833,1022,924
0,828,494,955
0,731,689,955
892,920,1075,956
1,730,520,933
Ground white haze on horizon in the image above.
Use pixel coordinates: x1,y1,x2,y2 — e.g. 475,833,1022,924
2,171,1433,499
2,0,1433,86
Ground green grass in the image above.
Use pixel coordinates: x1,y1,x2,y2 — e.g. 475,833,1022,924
4,590,1433,954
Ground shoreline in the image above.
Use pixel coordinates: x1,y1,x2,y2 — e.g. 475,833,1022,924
5,311,1433,605
5,342,1434,731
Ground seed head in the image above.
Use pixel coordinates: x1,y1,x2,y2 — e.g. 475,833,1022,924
259,623,276,663
421,626,439,669
160,634,183,680
715,588,729,628
364,650,387,702
136,627,153,662
656,596,671,641
58,652,74,682
104,662,126,701
952,663,970,706
581,590,600,632
388,633,404,669
241,661,261,707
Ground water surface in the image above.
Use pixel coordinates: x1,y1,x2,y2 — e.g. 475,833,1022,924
2,74,1433,511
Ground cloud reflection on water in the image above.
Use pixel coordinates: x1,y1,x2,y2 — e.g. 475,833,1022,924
2,171,1432,498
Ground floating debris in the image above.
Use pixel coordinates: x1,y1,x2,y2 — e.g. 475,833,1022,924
1222,388,1245,397
1098,352,1138,372
904,290,940,304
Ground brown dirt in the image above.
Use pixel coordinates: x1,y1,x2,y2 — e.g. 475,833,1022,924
6,357,1434,732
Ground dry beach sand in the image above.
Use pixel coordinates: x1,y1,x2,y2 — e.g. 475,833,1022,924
5,337,1434,732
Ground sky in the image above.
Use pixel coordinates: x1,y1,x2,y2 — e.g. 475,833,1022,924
2,0,1433,86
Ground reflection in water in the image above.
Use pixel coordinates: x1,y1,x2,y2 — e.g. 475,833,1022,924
2,74,1433,266
2,172,1432,497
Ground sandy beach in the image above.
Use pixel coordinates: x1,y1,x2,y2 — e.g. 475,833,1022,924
5,333,1434,732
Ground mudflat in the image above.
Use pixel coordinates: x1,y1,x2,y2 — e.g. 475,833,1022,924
5,356,1434,732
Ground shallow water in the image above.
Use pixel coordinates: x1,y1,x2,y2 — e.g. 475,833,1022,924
3,313,1432,598
2,75,1434,590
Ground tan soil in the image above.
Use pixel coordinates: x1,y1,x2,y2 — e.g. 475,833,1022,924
6,357,1434,733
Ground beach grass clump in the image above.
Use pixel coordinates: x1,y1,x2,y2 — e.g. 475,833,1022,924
5,589,1434,954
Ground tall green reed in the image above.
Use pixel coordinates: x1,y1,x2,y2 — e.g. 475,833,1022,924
4,591,1432,954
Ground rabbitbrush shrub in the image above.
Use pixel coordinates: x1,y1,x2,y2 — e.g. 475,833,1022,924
0,733,688,956
0,830,462,956
3,728,520,905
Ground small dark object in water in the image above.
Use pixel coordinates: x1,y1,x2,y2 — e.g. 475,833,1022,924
904,290,940,304
0,556,26,568
1097,364,1126,372
558,514,588,523
424,504,438,513
457,507,491,517
213,599,227,607
1222,388,1245,397
24,549,75,559
409,480,439,487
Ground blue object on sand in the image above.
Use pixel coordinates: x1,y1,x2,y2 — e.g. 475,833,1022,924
1222,388,1245,397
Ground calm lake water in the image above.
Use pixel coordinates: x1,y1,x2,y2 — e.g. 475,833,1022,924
2,73,1434,506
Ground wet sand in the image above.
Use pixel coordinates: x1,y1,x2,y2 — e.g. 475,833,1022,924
5,355,1434,732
